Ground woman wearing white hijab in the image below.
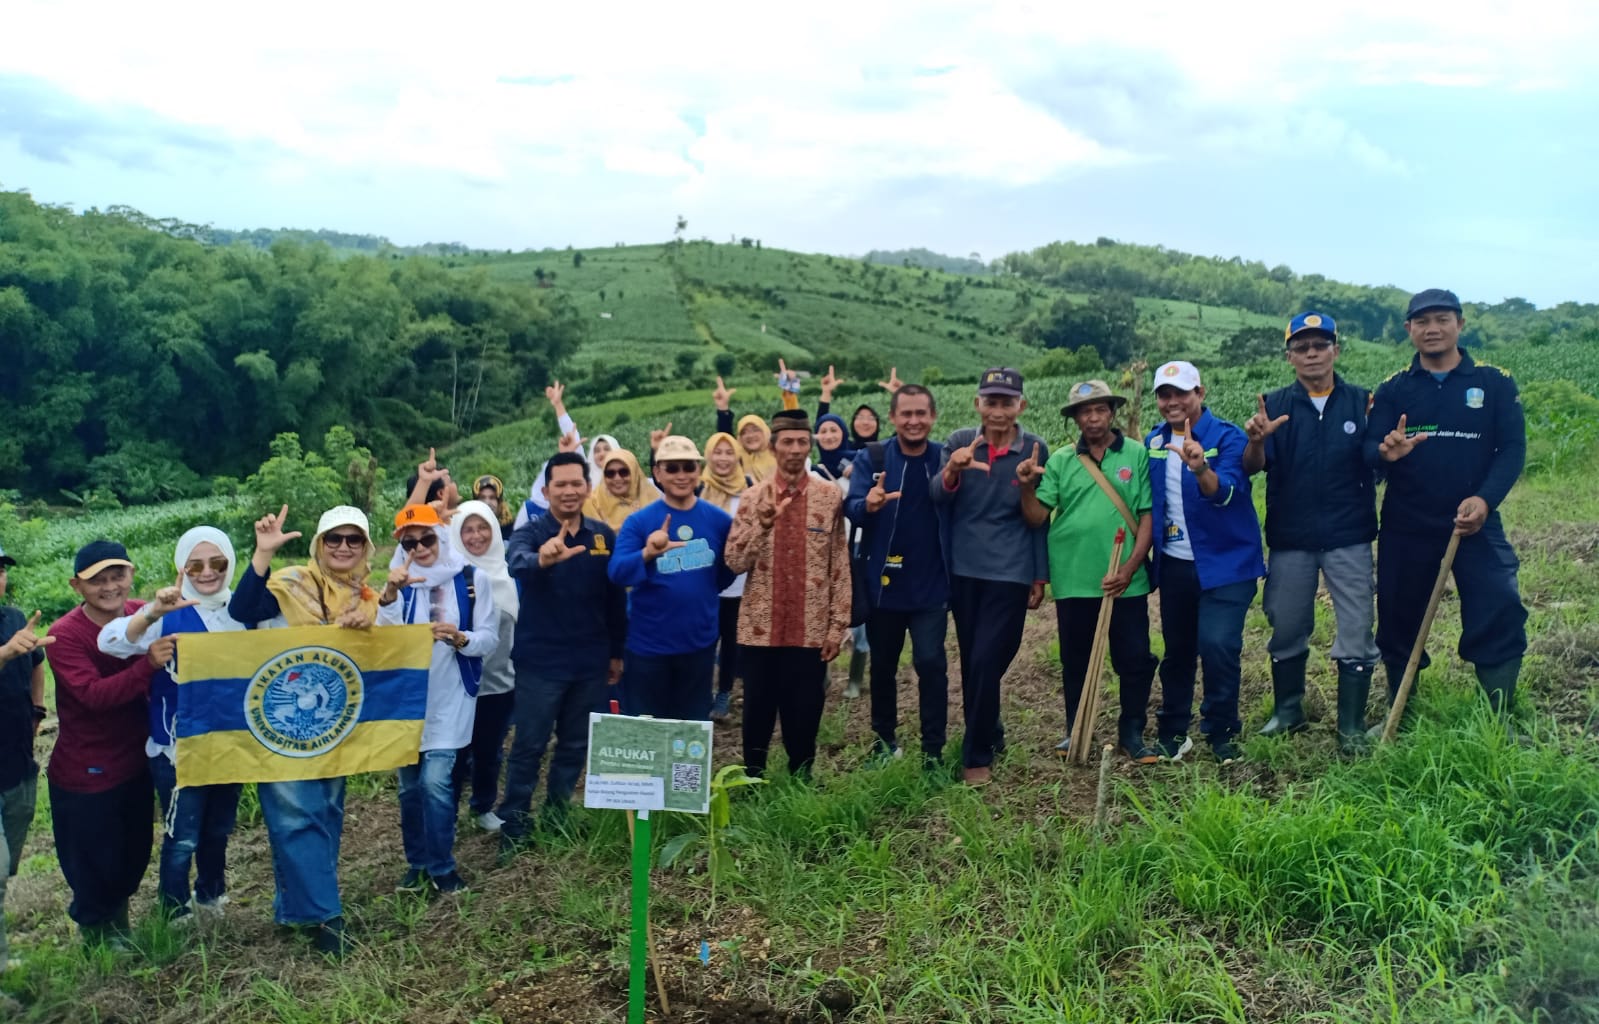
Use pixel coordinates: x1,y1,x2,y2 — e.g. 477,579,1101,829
448,500,520,832
97,526,248,920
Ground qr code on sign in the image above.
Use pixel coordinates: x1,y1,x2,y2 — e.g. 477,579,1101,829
671,762,702,793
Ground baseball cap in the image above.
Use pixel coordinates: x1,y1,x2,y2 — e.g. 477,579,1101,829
977,367,1024,397
1152,361,1202,392
1406,288,1462,320
770,409,813,436
74,539,133,580
392,503,444,537
1061,379,1126,416
654,435,704,463
0,541,15,568
1285,312,1337,342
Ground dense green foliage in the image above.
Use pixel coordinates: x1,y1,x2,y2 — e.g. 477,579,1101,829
0,190,583,499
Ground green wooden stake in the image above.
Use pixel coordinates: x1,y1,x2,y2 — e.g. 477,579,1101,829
629,808,652,1024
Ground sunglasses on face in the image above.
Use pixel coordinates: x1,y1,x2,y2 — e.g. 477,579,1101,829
184,557,230,576
322,532,366,550
659,461,699,475
603,467,631,479
1288,339,1335,354
398,534,439,552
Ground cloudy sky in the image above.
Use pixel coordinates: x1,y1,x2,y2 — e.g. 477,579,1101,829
4,0,1596,305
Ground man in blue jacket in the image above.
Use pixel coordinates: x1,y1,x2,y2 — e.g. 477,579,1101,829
1242,313,1379,753
1147,361,1265,764
845,385,948,768
930,368,1049,787
500,451,628,855
1363,288,1527,718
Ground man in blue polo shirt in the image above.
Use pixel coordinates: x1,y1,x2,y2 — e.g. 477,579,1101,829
1363,288,1527,718
1242,313,1379,753
1146,361,1265,764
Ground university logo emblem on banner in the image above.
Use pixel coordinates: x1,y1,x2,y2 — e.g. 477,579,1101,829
1465,387,1485,409
245,647,363,758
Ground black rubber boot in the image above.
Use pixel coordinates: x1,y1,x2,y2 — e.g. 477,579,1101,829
1259,653,1309,736
1475,657,1520,715
844,649,866,699
1335,661,1373,755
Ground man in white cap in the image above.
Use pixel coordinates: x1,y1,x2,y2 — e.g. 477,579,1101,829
609,435,734,720
1145,362,1264,764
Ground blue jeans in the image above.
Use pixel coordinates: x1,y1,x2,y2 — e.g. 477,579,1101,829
150,752,242,911
1156,555,1257,743
498,668,606,837
257,777,345,926
397,750,459,877
621,644,716,721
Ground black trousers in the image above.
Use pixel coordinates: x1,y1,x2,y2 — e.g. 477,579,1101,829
949,576,1029,768
1055,596,1159,743
865,606,949,757
1377,521,1528,678
739,646,828,778
716,597,742,694
453,690,516,815
50,771,154,928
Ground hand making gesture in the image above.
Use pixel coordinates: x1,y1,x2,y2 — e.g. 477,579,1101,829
864,475,902,514
145,571,199,621
713,376,736,411
252,505,304,573
539,521,588,568
379,554,424,606
819,365,844,403
774,358,800,393
756,490,794,530
644,514,687,561
557,430,580,454
879,367,903,394
416,447,448,488
649,422,673,451
1014,442,1044,487
0,611,54,664
1243,394,1290,443
1378,414,1429,462
1167,420,1208,472
943,436,990,484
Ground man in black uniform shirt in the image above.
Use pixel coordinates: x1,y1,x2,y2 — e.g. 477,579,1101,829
1363,288,1528,716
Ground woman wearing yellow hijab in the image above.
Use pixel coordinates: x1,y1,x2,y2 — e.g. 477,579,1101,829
733,414,777,482
227,503,381,958
582,448,660,531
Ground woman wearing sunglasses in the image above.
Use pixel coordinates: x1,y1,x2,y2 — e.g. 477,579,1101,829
96,527,247,922
376,504,498,896
582,448,659,531
228,504,380,958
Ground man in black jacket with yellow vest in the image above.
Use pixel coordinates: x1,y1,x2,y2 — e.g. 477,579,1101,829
1243,312,1379,752
1362,288,1527,719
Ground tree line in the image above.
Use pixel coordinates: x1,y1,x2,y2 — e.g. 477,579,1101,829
0,190,584,503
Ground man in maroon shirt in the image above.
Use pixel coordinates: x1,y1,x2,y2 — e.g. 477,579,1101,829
45,541,162,948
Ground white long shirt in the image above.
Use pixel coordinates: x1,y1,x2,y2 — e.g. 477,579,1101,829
375,565,499,751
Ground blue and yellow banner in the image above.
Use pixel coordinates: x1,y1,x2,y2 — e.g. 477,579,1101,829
173,624,432,786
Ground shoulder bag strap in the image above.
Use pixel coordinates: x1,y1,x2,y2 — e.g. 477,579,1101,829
1076,453,1138,535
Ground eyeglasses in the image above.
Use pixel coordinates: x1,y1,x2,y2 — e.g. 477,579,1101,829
184,557,229,576
1288,339,1335,354
398,534,439,552
659,461,699,475
322,531,366,549
603,467,631,479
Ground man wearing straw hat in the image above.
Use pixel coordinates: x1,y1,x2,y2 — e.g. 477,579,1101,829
1362,288,1527,719
1241,312,1379,753
1018,380,1161,765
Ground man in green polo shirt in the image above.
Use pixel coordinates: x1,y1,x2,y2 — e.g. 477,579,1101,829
1019,380,1161,764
